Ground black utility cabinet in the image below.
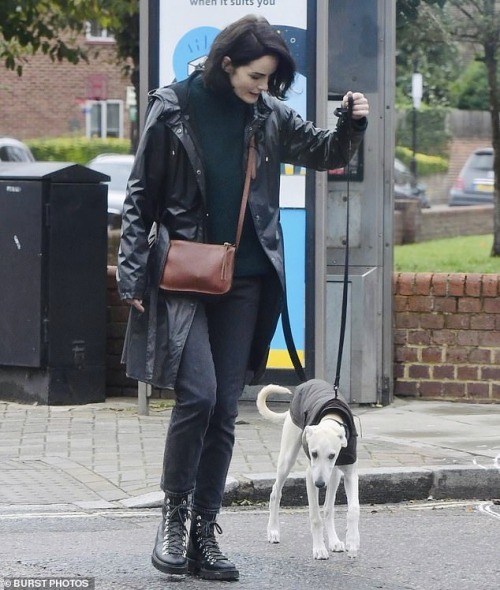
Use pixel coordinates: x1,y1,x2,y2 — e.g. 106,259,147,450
0,162,109,404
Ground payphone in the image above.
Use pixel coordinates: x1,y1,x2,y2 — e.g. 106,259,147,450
139,0,395,405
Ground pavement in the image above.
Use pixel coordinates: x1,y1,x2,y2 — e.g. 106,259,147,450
0,394,499,511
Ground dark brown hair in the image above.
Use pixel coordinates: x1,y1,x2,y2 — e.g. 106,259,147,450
202,14,296,100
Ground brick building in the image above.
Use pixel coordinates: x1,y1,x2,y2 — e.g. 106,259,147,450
0,30,133,142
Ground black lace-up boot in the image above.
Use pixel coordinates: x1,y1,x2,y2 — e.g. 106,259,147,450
187,512,239,581
151,493,190,576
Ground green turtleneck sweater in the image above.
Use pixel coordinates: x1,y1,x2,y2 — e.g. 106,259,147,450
187,75,273,277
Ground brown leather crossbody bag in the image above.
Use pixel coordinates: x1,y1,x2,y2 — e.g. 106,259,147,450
159,139,255,295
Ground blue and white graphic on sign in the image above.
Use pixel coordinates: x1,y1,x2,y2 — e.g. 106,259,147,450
172,27,220,82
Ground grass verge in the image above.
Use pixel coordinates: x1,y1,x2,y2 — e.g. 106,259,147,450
394,235,500,273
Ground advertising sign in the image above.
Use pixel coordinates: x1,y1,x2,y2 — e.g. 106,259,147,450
158,2,307,86
154,0,315,371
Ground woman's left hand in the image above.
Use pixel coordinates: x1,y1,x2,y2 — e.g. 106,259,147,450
342,91,369,120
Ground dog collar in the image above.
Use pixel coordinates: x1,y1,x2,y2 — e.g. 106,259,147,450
322,417,349,438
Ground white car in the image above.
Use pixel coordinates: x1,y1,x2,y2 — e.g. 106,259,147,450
86,153,134,228
0,137,35,162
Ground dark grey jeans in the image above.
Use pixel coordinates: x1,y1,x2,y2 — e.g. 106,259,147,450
161,276,263,515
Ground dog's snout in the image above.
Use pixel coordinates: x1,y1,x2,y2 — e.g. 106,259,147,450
315,480,326,489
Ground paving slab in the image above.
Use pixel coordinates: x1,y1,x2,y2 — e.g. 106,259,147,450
0,396,498,509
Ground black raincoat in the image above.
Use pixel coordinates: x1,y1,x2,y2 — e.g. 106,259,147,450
117,72,366,389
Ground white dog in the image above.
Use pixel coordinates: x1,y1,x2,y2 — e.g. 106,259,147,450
256,379,360,559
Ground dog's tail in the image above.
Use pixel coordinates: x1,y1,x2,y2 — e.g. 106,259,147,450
256,384,292,424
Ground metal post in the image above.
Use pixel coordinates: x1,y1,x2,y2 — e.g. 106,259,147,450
137,0,153,415
381,0,396,405
411,71,423,187
138,382,152,416
410,105,417,184
139,0,149,134
312,0,329,380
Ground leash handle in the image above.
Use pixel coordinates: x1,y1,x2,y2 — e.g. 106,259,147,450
333,95,354,397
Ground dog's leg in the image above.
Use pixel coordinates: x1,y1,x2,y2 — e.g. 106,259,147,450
305,467,329,559
340,463,360,557
267,414,302,544
324,466,345,552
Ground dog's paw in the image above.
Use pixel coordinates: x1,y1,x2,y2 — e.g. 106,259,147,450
313,545,330,560
345,533,360,556
346,539,360,558
267,529,281,544
329,540,345,553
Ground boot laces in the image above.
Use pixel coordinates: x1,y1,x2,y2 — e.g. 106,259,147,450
197,521,226,562
163,503,189,556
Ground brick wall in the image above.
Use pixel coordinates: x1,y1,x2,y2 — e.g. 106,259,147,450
0,40,131,140
106,266,500,402
394,272,500,402
419,205,494,242
106,267,137,396
394,202,493,245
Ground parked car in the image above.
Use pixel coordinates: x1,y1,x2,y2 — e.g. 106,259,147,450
394,157,431,208
448,147,494,206
86,153,134,228
0,137,35,162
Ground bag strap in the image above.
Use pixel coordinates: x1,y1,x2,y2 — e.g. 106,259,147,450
234,136,256,249
157,75,254,250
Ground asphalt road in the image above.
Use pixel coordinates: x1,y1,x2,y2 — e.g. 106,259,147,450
1,502,499,590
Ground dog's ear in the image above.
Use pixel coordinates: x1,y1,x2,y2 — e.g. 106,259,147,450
338,430,348,448
302,426,314,457
303,426,313,446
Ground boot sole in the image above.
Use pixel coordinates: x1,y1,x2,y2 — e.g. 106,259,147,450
151,553,188,576
188,559,239,581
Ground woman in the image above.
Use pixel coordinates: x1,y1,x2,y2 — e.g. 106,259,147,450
117,14,369,582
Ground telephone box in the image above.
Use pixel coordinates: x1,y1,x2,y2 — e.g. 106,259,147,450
140,0,395,404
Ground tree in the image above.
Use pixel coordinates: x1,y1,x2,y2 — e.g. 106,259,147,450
0,0,140,148
396,0,459,106
100,1,140,150
450,61,489,110
444,0,500,256
0,0,103,74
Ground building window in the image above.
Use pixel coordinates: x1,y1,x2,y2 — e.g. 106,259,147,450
86,101,123,138
86,21,115,42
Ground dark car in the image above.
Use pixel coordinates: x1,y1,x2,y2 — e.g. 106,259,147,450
449,147,493,206
0,137,35,162
394,158,430,208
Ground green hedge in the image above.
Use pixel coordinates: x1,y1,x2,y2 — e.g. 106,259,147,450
26,137,132,165
395,146,448,176
26,135,448,177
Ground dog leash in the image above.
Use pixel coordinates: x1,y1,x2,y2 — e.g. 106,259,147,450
332,94,354,399
282,96,354,392
281,294,307,382
333,96,364,439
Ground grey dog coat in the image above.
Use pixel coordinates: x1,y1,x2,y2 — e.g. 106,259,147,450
289,379,358,466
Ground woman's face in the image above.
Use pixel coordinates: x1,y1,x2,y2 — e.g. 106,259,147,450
223,55,279,104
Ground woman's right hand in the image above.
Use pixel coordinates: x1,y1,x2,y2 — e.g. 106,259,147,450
125,298,145,313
